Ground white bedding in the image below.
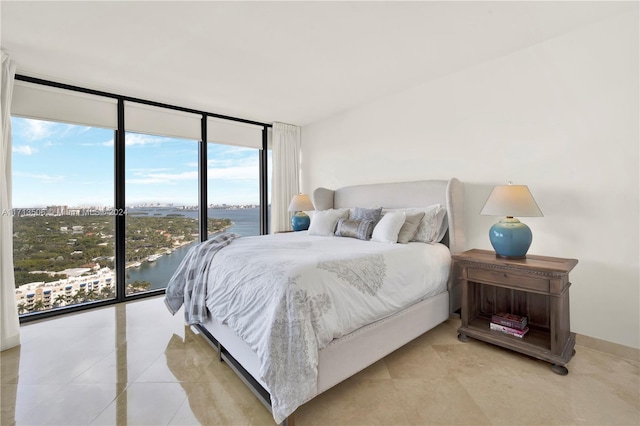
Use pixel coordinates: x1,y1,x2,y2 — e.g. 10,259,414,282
201,231,451,423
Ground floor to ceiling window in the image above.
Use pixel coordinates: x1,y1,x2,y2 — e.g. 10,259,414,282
123,103,202,295
11,118,117,314
207,143,260,236
10,77,271,321
124,132,200,295
206,118,265,237
10,80,118,315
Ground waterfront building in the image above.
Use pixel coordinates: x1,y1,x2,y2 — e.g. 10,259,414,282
15,266,115,312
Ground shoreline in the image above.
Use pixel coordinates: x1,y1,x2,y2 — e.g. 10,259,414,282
124,222,234,269
16,222,237,309
14,209,249,313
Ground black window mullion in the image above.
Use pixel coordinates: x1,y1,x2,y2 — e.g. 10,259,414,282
199,115,208,242
259,127,269,235
115,99,126,302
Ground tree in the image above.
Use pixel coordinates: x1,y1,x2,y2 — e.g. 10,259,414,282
17,303,28,315
100,286,114,299
127,280,151,294
72,288,88,304
32,300,45,312
87,288,98,301
53,294,66,307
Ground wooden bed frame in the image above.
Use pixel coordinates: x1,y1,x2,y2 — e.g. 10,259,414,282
193,178,465,425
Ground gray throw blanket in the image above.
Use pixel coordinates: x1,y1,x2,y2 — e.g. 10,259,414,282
164,233,240,324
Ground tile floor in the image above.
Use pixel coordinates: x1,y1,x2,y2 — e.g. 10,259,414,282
1,296,638,425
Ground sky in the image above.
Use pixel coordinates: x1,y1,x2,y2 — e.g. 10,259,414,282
11,117,268,207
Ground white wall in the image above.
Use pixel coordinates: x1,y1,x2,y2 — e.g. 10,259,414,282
302,12,639,349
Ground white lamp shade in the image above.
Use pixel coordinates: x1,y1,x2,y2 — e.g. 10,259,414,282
288,194,314,212
480,185,543,217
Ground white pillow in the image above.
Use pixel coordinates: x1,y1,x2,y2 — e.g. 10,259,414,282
308,209,349,236
371,211,406,243
397,211,425,244
436,209,448,242
411,205,447,243
382,204,447,244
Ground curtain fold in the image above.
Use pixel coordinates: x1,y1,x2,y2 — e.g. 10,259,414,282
270,122,301,233
1,51,20,351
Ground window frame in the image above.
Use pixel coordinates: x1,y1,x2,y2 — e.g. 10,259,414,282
14,75,271,323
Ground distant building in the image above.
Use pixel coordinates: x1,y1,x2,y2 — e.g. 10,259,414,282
15,268,115,312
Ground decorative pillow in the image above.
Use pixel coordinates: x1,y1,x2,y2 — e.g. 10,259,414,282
410,205,447,243
436,210,449,243
308,209,349,236
371,211,406,243
335,218,374,240
350,207,382,223
397,212,425,244
382,204,447,244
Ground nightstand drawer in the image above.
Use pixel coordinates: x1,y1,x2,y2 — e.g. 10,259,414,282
468,269,550,293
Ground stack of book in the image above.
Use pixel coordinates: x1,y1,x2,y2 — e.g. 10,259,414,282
490,312,529,338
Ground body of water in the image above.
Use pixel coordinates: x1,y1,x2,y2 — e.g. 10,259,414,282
126,207,260,290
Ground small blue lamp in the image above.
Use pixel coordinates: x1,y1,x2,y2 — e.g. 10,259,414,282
288,194,314,231
480,183,543,259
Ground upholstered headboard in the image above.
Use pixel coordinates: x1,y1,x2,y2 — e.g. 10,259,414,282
312,178,465,254
312,178,465,313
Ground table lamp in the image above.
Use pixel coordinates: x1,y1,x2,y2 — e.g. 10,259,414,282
288,194,314,231
480,183,543,259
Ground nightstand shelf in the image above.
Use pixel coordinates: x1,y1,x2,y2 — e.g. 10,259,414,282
454,249,578,375
466,315,551,351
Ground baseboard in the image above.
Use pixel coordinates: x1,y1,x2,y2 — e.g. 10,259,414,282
576,334,639,362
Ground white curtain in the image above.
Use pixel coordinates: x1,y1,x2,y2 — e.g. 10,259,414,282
1,51,20,351
270,122,301,233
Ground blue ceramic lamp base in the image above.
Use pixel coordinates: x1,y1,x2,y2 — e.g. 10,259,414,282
291,212,310,231
489,217,533,259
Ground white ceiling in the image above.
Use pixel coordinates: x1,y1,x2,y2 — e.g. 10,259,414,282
1,1,634,126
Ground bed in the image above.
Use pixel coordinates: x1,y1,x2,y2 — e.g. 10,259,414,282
165,178,465,425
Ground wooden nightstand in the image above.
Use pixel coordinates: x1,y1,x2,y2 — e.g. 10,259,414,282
454,249,578,375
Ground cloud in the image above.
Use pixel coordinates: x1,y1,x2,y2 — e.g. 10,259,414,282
127,165,257,183
190,157,253,169
78,139,112,147
12,145,38,155
14,171,64,183
23,120,56,141
129,167,172,174
210,150,256,163
207,166,257,181
97,133,177,148
127,170,198,185
125,133,171,147
205,152,258,181
13,117,89,143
